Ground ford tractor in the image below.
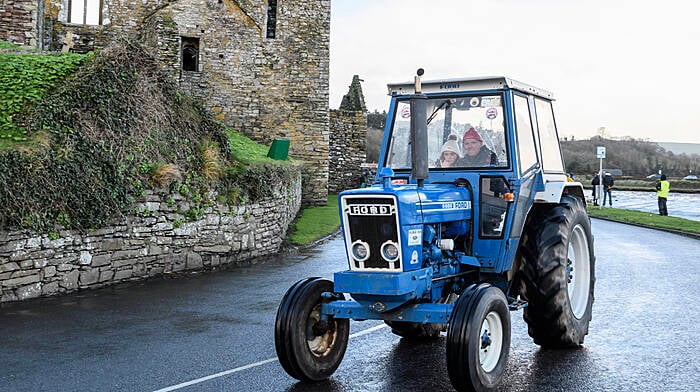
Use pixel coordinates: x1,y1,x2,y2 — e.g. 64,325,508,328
275,70,595,391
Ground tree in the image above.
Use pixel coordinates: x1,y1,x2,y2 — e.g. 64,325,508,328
367,110,387,129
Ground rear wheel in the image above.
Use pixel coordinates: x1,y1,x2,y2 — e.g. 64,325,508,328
275,278,350,381
519,195,595,347
447,284,511,392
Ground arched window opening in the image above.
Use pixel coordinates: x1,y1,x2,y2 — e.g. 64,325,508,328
181,37,199,72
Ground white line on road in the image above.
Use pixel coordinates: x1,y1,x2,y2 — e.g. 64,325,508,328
152,323,388,392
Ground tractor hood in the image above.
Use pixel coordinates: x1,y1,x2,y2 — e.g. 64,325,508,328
339,183,473,225
338,183,472,273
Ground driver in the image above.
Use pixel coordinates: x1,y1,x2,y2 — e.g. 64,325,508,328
457,127,497,166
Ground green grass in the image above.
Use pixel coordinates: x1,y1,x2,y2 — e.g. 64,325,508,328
587,207,700,235
0,41,21,50
289,194,340,245
226,129,280,165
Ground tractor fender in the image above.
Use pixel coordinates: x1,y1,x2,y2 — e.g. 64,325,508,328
533,176,585,205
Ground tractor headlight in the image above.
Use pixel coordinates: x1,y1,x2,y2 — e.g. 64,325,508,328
351,241,370,262
380,241,400,262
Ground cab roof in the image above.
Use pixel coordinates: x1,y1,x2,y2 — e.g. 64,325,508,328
387,76,554,100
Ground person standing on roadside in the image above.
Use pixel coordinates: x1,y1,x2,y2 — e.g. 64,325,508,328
602,172,614,206
591,173,600,206
656,174,670,216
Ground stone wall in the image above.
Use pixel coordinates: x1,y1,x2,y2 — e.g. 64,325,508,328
32,0,331,206
0,0,41,47
0,171,302,303
329,109,367,193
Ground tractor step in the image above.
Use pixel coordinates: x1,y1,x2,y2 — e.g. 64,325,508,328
507,297,528,310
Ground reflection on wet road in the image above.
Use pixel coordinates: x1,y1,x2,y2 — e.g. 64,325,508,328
1,219,699,391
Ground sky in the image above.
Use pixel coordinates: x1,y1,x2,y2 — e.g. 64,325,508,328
329,0,700,143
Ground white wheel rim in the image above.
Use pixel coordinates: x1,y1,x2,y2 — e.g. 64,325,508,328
306,305,338,357
567,224,591,319
479,311,503,373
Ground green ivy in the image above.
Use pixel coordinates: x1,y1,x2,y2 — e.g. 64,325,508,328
0,39,301,233
0,52,88,146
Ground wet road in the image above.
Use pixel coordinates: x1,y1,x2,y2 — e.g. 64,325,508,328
1,219,699,392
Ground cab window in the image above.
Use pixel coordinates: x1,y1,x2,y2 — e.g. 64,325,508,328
513,95,538,173
534,98,564,173
386,95,508,170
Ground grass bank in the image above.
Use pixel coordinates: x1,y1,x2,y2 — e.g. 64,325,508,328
289,194,340,245
587,207,700,236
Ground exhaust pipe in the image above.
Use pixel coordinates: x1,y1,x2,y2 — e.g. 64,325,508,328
410,68,428,187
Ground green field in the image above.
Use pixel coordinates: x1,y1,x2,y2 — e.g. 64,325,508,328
587,207,700,235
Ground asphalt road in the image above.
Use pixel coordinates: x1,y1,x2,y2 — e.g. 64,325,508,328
1,219,699,392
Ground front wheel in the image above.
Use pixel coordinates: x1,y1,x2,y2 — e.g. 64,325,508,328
447,284,511,392
519,195,595,347
275,278,350,381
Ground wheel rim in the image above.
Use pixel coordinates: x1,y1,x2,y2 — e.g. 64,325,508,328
479,311,503,373
567,224,591,319
305,305,338,357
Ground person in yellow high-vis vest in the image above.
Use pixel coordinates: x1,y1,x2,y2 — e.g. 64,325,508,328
656,174,670,216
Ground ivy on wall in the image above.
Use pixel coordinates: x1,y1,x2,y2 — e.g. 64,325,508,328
0,49,87,145
0,38,300,234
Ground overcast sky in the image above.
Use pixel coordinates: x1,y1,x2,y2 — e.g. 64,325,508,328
329,0,699,143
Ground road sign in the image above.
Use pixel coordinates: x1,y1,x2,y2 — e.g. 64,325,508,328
596,146,606,159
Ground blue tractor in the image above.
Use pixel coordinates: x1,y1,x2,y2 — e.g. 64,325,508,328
275,70,595,391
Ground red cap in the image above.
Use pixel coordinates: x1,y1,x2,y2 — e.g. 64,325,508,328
463,127,482,143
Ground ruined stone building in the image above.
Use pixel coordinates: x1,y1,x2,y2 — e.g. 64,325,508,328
1,0,331,205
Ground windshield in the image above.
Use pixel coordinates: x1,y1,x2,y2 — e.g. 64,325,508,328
386,95,508,170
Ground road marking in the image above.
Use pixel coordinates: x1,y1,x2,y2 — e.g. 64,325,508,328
349,323,387,338
152,323,387,392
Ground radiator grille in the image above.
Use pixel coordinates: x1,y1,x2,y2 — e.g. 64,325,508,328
342,196,401,271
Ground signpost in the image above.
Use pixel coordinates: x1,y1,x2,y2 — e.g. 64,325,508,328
596,146,605,209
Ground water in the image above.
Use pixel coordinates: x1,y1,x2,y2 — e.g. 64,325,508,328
589,190,700,221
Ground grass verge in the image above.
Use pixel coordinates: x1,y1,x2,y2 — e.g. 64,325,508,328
587,207,700,235
289,194,340,245
226,129,278,165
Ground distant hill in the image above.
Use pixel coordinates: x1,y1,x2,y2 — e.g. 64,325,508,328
561,136,699,177
657,142,700,156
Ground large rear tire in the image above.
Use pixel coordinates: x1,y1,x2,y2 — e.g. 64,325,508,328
275,278,350,381
519,195,595,347
447,284,511,392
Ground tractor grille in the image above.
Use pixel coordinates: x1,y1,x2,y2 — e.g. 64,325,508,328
341,195,401,271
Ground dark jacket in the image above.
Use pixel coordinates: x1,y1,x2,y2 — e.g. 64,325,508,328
602,174,614,188
457,146,497,167
591,176,600,186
